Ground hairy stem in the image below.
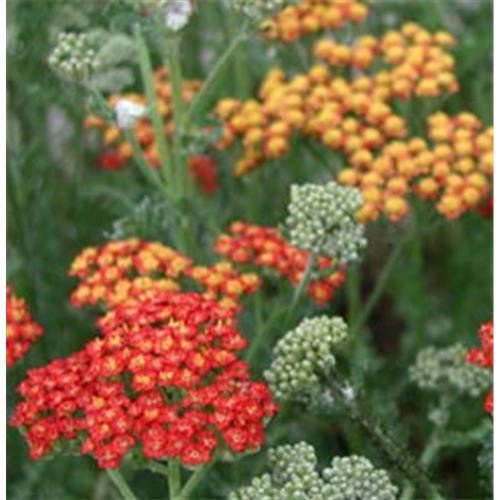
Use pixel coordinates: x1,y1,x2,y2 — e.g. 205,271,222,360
327,376,442,500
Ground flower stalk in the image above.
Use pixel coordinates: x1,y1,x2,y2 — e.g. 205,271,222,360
326,375,443,500
106,469,137,500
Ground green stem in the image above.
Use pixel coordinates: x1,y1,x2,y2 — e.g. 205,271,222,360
165,33,189,198
180,465,212,498
284,252,316,327
124,129,168,195
106,470,137,500
225,6,250,98
346,266,361,328
168,459,182,499
327,377,442,500
351,235,407,336
246,253,315,364
182,22,249,128
134,24,175,195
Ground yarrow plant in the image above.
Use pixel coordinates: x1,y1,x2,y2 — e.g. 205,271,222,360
10,291,278,468
7,0,493,498
230,441,398,499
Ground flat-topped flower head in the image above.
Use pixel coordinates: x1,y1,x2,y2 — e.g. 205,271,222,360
321,455,398,500
409,343,491,398
48,32,99,83
214,221,347,305
286,182,366,264
6,286,44,367
230,441,397,499
11,291,278,469
264,316,348,404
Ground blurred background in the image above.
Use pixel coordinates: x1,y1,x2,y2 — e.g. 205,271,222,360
7,0,493,498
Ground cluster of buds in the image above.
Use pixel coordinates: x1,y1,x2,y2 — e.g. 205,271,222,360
321,455,399,499
466,321,493,413
314,23,458,99
214,221,347,305
230,441,397,499
286,182,366,264
261,0,369,43
339,112,493,222
409,343,491,399
48,32,99,83
6,286,44,368
264,316,348,404
10,291,278,468
69,238,260,311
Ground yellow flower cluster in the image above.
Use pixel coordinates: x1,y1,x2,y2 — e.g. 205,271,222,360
338,112,493,222
85,68,201,167
314,22,458,98
262,0,369,43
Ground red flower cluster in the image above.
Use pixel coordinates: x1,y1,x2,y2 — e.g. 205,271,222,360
10,292,278,469
69,239,260,311
189,155,219,195
466,321,493,414
6,286,43,367
214,221,346,305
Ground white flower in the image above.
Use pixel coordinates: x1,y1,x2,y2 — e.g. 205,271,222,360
115,99,147,129
165,0,192,32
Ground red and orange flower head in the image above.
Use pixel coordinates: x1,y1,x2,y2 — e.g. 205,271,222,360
466,321,493,414
214,221,346,305
11,291,278,469
6,286,43,367
69,239,261,312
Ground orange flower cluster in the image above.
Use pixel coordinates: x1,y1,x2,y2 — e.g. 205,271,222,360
466,321,493,414
214,23,460,178
85,68,201,168
215,63,409,176
338,112,493,222
262,0,369,43
214,222,346,305
314,23,458,99
11,292,278,468
6,286,43,368
69,239,261,311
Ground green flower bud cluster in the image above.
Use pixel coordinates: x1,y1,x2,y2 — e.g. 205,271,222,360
409,344,491,397
48,32,99,83
231,0,298,21
264,316,348,404
321,456,398,500
285,182,366,265
229,442,398,500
